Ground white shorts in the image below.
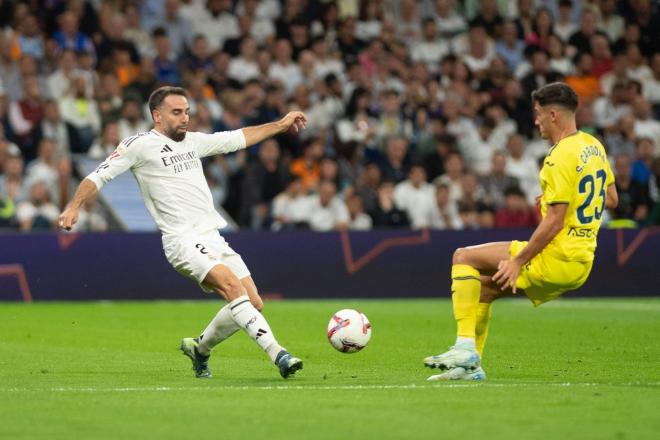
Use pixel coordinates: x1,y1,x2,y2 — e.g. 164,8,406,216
162,230,251,292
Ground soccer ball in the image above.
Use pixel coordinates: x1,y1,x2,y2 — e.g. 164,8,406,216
327,309,372,353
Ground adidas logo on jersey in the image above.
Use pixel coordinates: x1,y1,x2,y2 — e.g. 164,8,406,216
161,145,173,153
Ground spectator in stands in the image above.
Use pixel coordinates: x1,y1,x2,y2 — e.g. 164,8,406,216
96,12,140,68
35,99,78,157
458,21,495,80
568,9,604,56
117,98,150,140
411,18,450,75
647,157,660,225
547,34,573,76
520,49,562,100
429,182,462,230
480,151,519,209
525,8,554,51
71,194,108,232
53,11,95,60
433,0,467,38
16,180,59,231
554,0,577,43
458,200,480,230
370,181,410,229
631,137,655,185
271,176,310,231
605,113,637,159
311,37,345,85
380,136,410,184
375,89,413,145
611,154,649,224
504,134,539,205
346,193,372,231
593,81,631,131
0,152,24,205
306,180,349,232
195,0,239,53
434,151,465,204
123,2,153,58
151,0,193,56
59,75,101,152
290,138,323,192
9,14,44,62
8,75,44,159
631,96,660,152
228,36,261,84
152,28,181,85
393,165,435,230
598,0,624,43
88,121,120,160
356,0,384,42
239,139,289,229
496,20,525,73
502,78,534,138
422,133,454,182
494,186,536,228
590,34,614,79
183,35,214,74
565,52,601,104
600,54,630,96
353,162,381,215
643,54,660,112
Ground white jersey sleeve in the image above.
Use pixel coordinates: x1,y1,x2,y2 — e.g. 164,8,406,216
189,130,247,158
85,138,142,189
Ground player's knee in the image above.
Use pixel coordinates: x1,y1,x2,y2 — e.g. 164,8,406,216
453,247,469,265
251,297,264,312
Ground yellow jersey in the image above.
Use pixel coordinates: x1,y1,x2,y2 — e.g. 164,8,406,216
539,131,615,262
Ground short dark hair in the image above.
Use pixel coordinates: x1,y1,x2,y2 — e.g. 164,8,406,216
148,86,187,115
531,82,578,112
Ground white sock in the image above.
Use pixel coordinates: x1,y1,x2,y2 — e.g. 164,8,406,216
197,303,240,356
455,336,476,351
229,296,284,362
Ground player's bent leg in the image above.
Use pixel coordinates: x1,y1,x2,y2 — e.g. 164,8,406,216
203,264,302,378
424,242,514,372
453,241,512,272
475,277,517,357
240,276,264,312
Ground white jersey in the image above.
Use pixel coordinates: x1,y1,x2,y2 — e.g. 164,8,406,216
86,129,246,236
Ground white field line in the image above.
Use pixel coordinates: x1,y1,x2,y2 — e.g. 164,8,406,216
2,382,659,393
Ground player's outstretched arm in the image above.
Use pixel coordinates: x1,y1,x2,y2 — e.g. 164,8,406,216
605,184,618,209
242,111,307,146
492,203,567,292
58,178,99,231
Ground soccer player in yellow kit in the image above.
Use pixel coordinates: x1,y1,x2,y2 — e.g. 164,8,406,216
424,82,619,380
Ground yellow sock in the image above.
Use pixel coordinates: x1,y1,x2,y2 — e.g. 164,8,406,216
475,302,493,356
451,264,481,339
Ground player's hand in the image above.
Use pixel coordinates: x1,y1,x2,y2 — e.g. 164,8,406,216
58,207,79,231
492,259,522,293
280,111,307,134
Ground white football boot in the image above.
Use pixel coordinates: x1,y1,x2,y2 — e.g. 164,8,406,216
427,366,487,381
423,346,481,370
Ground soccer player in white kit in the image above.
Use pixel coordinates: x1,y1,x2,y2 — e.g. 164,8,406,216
58,86,307,379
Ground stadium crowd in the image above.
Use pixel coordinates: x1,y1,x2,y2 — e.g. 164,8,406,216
0,0,659,232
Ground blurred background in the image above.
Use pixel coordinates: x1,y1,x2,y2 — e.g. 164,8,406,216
0,0,658,233
0,0,658,300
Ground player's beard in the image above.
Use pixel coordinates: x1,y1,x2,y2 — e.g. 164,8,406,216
166,126,187,142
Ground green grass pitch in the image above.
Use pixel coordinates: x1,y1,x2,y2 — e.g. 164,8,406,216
1,298,659,439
